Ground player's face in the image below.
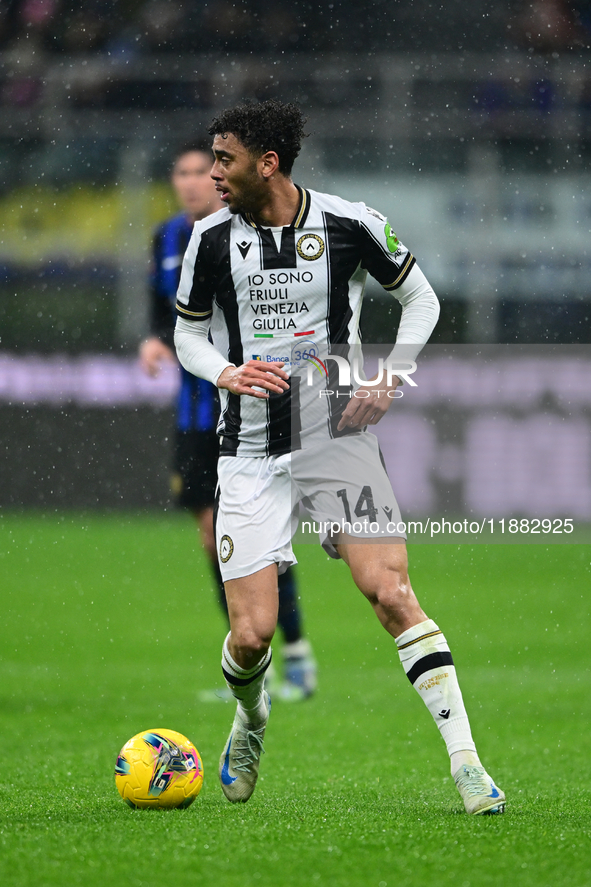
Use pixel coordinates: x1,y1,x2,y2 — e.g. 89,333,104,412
211,133,267,216
171,151,223,220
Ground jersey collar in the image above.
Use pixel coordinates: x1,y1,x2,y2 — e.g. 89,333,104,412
243,185,311,230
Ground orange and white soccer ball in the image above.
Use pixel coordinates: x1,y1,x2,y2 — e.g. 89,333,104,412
115,728,203,809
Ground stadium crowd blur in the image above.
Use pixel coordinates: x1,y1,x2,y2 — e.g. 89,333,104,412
0,1,589,140
1,1,590,75
1,0,590,57
0,2,589,133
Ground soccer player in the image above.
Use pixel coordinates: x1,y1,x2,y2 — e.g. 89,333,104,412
139,141,317,699
174,102,505,815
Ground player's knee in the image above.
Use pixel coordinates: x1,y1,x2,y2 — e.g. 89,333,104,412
366,566,412,610
231,626,273,659
356,561,403,594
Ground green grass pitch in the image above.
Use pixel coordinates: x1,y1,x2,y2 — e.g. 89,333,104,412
1,512,590,887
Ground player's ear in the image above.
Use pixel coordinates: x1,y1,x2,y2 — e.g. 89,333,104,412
259,151,280,180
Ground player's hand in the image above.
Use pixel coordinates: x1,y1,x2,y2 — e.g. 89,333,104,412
217,361,289,398
139,337,176,377
337,375,400,430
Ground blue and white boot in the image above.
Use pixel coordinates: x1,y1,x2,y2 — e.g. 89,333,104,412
219,692,271,802
454,764,506,814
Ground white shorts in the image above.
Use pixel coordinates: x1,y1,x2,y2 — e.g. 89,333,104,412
215,433,404,581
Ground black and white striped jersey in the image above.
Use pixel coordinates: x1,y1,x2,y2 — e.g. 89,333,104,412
175,186,433,457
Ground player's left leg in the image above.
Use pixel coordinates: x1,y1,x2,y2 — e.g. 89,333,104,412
339,539,505,815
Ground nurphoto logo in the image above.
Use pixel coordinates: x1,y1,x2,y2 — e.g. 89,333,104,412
302,354,417,397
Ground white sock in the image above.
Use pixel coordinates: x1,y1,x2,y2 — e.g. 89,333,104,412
396,619,479,772
221,633,271,725
450,749,481,776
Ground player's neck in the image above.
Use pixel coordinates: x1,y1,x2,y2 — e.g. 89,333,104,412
252,179,300,228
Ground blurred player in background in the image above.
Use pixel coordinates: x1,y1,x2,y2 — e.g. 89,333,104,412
139,141,317,700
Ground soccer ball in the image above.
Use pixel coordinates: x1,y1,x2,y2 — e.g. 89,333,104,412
115,728,204,809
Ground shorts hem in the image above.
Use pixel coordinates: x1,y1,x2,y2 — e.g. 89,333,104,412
220,553,298,582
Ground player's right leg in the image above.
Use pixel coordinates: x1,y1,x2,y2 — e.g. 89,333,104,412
218,565,278,802
215,453,295,802
178,428,315,702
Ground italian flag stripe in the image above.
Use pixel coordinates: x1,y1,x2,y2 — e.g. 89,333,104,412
253,330,315,339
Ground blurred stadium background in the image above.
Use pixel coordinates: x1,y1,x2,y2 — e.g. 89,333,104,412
1,0,591,511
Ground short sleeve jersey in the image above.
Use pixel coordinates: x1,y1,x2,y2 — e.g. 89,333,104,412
176,186,415,456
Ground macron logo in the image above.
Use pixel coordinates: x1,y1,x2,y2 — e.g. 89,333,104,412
238,241,252,260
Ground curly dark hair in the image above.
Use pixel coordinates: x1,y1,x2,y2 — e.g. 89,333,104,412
208,100,307,176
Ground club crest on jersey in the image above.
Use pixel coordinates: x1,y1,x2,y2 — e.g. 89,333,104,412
220,535,234,563
296,233,324,261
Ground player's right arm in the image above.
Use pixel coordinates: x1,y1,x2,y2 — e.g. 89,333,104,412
174,224,288,397
217,361,289,397
174,318,288,397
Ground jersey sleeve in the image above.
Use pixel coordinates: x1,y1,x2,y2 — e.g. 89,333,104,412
357,205,415,291
174,317,233,386
175,223,216,321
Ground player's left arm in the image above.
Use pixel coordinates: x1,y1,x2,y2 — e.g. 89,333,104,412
140,226,177,377
338,210,439,431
